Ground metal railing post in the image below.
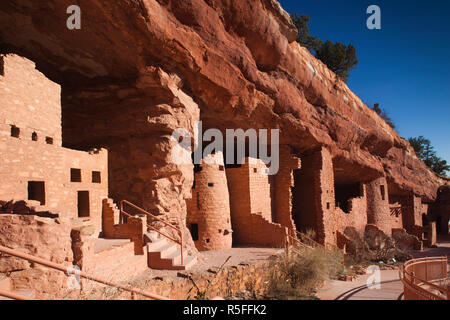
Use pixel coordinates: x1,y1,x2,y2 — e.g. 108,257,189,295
120,200,185,266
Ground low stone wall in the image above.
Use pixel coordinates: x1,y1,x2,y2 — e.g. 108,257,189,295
92,261,273,300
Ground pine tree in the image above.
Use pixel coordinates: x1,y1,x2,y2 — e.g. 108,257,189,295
291,14,358,82
372,103,396,129
408,136,450,176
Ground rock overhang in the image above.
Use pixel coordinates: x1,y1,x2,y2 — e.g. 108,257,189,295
0,0,445,201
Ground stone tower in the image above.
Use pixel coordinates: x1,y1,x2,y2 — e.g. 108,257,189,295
186,152,232,251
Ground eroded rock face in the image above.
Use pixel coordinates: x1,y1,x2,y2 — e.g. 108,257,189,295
0,0,444,203
0,0,447,258
0,215,73,297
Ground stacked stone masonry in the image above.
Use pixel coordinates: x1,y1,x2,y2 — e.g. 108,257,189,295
0,54,108,235
0,0,449,298
186,152,232,251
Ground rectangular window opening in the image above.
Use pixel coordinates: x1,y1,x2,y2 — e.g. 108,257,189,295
28,181,45,205
380,185,386,201
45,137,54,145
71,168,82,182
92,171,101,183
11,125,20,138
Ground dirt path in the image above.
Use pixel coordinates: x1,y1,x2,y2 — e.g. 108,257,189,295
317,270,403,300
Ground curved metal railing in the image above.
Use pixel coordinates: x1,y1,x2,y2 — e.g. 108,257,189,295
399,256,449,300
0,245,169,300
120,200,184,265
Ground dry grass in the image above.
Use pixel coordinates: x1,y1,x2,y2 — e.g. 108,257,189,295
266,245,343,300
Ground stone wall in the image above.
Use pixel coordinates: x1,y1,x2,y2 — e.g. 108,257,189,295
0,54,108,234
98,261,273,300
431,184,450,234
186,152,232,251
271,146,300,230
0,54,62,146
366,177,395,235
226,159,288,247
63,67,200,253
102,199,146,255
71,226,148,294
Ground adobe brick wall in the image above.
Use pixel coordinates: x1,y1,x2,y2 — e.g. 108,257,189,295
0,137,108,233
102,199,145,255
0,54,108,234
335,188,368,237
71,227,148,293
226,158,288,247
292,147,370,247
292,147,337,246
247,159,273,221
389,193,426,234
186,152,232,251
272,146,301,230
366,177,397,235
225,163,251,245
0,54,62,146
430,184,450,234
62,67,200,253
292,152,321,236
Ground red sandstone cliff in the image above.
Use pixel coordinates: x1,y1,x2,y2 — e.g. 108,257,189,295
0,0,445,202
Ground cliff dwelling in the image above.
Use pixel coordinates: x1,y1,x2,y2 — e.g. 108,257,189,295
0,0,448,300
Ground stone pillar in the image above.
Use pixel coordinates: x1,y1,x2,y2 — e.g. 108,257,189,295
426,222,437,247
186,152,232,251
366,177,391,235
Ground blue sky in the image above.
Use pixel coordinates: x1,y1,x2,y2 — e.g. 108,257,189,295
279,0,450,164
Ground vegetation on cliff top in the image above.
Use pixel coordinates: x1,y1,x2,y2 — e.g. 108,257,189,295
371,103,396,129
408,136,450,177
291,14,358,83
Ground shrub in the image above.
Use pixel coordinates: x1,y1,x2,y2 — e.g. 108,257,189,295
266,245,343,299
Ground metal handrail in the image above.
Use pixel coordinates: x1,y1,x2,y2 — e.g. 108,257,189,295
120,200,184,265
400,256,449,300
0,289,34,300
286,234,313,250
294,229,341,252
0,245,169,300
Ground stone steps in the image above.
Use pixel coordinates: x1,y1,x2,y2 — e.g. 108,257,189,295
147,237,197,271
104,199,197,271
